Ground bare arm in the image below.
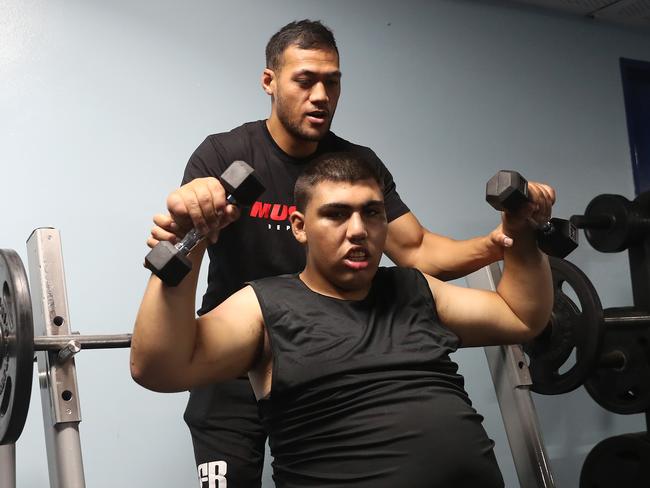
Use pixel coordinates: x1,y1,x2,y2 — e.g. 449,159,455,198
423,186,555,347
131,244,264,393
385,212,508,280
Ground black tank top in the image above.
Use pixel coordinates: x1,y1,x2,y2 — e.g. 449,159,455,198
249,267,504,488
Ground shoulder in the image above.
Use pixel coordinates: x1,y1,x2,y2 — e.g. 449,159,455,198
324,131,379,159
248,273,299,297
202,120,263,150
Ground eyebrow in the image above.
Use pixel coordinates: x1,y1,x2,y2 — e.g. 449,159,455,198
318,200,384,212
293,69,342,79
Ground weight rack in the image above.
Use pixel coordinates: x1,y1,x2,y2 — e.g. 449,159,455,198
1,228,132,488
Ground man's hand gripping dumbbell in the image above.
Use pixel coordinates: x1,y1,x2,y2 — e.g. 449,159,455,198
145,160,265,286
486,170,578,258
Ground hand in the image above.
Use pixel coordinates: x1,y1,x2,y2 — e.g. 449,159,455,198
146,213,181,249
484,223,512,261
502,181,556,236
147,178,241,248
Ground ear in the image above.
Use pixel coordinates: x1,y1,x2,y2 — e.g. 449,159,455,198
261,68,275,96
290,210,307,244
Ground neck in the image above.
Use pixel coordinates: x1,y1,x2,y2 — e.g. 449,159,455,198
299,266,372,301
266,117,318,158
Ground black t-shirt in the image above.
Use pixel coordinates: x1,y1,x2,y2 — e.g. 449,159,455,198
182,120,410,314
249,267,504,488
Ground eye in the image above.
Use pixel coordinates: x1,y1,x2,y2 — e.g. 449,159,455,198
295,77,313,88
323,209,348,220
364,207,385,219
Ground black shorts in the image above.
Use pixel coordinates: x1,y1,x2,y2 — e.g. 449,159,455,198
184,377,267,488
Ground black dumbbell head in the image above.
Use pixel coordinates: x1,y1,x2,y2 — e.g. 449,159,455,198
220,160,265,206
486,170,529,212
144,241,192,287
537,218,579,258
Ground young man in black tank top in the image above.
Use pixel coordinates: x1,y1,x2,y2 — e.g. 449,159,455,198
148,20,553,487
132,152,554,487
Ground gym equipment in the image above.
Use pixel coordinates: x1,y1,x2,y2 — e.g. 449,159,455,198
524,257,604,395
571,192,650,253
0,228,137,488
579,432,650,487
0,249,34,445
144,160,265,286
524,255,650,405
584,312,650,414
486,170,579,258
466,264,556,488
0,246,133,446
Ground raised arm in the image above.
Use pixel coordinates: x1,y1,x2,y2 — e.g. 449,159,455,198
423,183,555,347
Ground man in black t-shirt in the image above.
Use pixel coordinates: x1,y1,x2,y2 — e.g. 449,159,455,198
148,19,534,488
133,152,554,487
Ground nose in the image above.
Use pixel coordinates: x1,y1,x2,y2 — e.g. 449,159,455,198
347,212,367,242
309,81,329,105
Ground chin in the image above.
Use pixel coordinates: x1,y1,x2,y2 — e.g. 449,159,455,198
338,268,377,291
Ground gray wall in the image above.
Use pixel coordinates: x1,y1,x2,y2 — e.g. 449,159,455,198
2,0,650,486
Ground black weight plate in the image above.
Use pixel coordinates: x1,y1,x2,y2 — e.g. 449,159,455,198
584,325,650,415
583,194,632,253
0,249,34,445
524,256,604,394
580,432,650,488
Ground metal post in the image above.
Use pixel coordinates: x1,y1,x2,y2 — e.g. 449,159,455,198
466,263,555,488
0,444,16,488
26,228,86,488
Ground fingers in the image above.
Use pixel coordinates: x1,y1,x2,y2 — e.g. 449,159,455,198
489,224,512,251
166,177,228,237
526,182,556,227
154,175,243,248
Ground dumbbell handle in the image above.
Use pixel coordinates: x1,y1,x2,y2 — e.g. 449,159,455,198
174,194,238,255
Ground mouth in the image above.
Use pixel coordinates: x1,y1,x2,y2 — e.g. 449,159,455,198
343,248,370,270
306,110,329,124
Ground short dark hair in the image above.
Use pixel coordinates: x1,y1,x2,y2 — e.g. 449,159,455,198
294,152,384,212
266,19,338,71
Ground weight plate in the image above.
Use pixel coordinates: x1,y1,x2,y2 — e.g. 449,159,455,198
0,249,34,445
580,432,650,487
584,325,650,415
583,194,633,253
524,256,604,395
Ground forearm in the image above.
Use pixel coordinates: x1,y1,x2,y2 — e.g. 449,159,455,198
130,242,207,392
415,231,501,280
385,213,503,281
497,230,553,338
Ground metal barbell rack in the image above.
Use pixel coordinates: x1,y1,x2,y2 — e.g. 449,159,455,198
0,228,132,488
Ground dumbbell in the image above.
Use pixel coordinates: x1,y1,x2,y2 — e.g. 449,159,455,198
486,170,578,258
145,160,265,286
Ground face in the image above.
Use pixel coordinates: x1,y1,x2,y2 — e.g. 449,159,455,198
264,45,341,144
291,179,388,294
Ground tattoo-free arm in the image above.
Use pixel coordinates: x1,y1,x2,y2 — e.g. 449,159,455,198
424,218,552,347
130,243,264,392
385,212,507,280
